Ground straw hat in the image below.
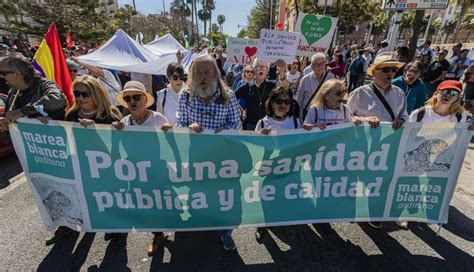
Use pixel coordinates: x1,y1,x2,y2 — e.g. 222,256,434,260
116,81,155,108
367,52,405,76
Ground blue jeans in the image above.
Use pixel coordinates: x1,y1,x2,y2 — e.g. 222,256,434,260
218,229,233,238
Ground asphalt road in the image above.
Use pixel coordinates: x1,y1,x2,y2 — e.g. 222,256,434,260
0,147,473,272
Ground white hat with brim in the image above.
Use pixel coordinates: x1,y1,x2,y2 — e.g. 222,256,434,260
116,81,155,108
367,52,405,76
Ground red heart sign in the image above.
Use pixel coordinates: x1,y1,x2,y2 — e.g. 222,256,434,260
245,46,257,57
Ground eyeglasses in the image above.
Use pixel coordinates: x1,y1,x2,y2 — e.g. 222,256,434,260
0,70,14,77
273,98,292,105
312,62,326,66
244,70,254,74
123,94,143,102
73,90,90,98
292,62,300,66
70,69,78,73
379,67,398,73
255,65,268,70
171,75,186,81
439,89,460,96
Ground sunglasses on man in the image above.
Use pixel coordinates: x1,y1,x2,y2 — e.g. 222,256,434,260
274,98,292,105
171,74,186,81
73,90,90,98
123,94,144,103
378,67,398,73
439,89,460,96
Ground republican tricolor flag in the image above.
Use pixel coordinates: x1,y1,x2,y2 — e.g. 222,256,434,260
33,22,73,106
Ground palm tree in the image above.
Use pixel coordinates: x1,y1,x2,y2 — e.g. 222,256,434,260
452,0,471,43
170,0,191,33
198,8,211,36
202,0,215,36
217,14,225,33
186,0,195,40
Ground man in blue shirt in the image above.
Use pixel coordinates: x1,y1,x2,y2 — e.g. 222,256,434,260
392,61,427,114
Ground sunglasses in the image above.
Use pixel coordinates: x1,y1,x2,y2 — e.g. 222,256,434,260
405,68,419,74
0,70,14,77
73,90,90,98
292,62,300,65
333,90,346,96
244,70,254,74
171,75,186,81
439,89,460,96
123,94,143,103
274,98,292,105
70,69,78,73
379,67,399,73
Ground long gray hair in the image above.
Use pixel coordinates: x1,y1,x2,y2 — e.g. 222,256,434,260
186,54,231,104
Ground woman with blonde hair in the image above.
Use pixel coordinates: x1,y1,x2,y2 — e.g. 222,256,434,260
409,80,469,123
66,75,122,126
303,79,353,130
235,65,254,90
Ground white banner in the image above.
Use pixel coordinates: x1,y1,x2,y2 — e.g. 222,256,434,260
227,37,259,65
295,13,338,56
257,29,301,64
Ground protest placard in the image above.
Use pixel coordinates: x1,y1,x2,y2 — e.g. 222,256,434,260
256,29,300,64
295,13,338,56
9,120,471,232
227,37,259,65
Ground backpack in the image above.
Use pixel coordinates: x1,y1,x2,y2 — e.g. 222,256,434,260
416,107,463,122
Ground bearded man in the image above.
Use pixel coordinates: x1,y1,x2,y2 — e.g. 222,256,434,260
176,55,241,251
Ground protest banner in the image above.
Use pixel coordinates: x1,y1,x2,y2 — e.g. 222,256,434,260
257,29,300,64
295,13,338,56
227,37,259,65
9,120,471,232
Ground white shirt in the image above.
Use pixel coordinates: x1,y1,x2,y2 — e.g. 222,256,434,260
304,104,351,126
99,70,122,106
255,116,301,131
155,85,183,125
121,111,169,127
409,107,467,123
286,71,301,84
346,83,409,122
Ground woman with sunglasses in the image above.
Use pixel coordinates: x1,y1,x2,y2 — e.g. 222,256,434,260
286,57,301,85
254,85,299,242
409,80,469,123
302,79,352,130
156,63,186,125
255,85,300,135
235,65,254,90
66,75,122,126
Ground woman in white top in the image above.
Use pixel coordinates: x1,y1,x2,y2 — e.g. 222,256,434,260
255,85,301,134
254,85,300,242
286,57,301,85
155,63,186,125
409,80,469,123
303,79,354,130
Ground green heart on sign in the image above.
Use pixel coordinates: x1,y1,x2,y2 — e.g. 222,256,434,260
301,15,332,45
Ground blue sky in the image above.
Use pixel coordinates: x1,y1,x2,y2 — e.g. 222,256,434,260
117,0,255,37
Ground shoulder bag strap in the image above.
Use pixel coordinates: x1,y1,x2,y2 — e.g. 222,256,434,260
370,83,396,121
303,72,328,113
162,89,167,108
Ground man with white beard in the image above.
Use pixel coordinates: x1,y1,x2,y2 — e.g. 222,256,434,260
175,54,241,251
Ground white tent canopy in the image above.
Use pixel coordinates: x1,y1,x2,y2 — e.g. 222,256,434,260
77,30,178,75
144,33,186,56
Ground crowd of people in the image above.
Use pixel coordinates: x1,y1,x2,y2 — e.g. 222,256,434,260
0,35,472,254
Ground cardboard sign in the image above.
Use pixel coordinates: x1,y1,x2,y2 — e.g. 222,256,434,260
256,29,300,64
227,37,259,65
295,13,338,56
